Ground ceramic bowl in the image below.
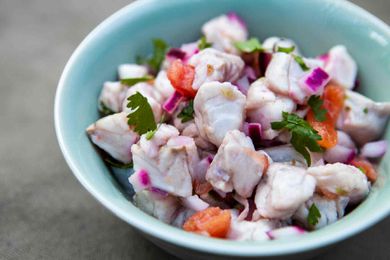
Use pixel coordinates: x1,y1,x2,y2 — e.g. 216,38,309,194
55,0,390,259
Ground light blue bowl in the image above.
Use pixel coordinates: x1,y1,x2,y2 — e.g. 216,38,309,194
55,0,390,259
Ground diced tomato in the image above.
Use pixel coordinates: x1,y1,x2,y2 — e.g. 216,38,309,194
167,59,196,98
322,83,345,124
307,111,338,148
183,207,231,238
350,158,378,182
307,83,345,149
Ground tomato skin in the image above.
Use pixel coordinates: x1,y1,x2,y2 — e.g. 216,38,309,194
183,207,231,238
350,158,378,182
167,59,196,98
307,111,338,148
307,84,345,149
322,83,345,124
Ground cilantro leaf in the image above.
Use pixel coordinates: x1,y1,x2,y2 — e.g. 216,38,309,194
276,45,295,54
178,100,194,123
126,92,157,135
120,75,154,87
308,95,327,122
136,39,168,73
99,101,115,117
271,112,322,166
293,55,310,71
307,203,321,226
234,38,263,53
198,36,212,50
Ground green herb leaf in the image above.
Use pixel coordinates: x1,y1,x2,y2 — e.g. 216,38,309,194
293,55,310,71
136,39,168,73
126,92,157,135
363,107,368,114
271,112,322,166
149,38,168,72
99,101,115,117
120,75,154,87
308,95,327,122
104,157,133,169
198,36,212,50
144,113,167,140
276,45,295,54
307,203,321,226
234,38,263,53
178,100,194,123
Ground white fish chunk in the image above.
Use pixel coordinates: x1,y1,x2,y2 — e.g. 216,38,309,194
206,130,269,198
118,64,148,80
86,112,139,163
134,190,180,224
255,163,316,220
337,90,390,145
202,14,248,54
307,162,370,203
188,48,244,90
131,124,197,197
194,81,246,146
324,45,357,89
246,78,296,140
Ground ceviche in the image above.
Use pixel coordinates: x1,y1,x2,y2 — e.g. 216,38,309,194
86,13,390,241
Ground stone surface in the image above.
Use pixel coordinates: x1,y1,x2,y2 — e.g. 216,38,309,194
0,0,389,259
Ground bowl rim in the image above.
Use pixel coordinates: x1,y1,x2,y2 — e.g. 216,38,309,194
55,0,390,256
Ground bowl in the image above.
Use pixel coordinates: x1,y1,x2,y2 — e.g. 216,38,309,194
54,0,390,259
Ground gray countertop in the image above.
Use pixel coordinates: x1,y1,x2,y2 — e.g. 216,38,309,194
1,0,389,259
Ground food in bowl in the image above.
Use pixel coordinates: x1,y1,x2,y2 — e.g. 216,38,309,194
86,12,390,241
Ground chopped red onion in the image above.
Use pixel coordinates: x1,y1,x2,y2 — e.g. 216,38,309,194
361,140,388,158
324,145,356,163
128,169,151,193
166,48,186,61
162,91,184,114
182,195,209,212
299,67,330,95
226,11,247,29
235,76,250,95
244,123,262,148
266,226,306,240
259,52,273,75
244,66,257,82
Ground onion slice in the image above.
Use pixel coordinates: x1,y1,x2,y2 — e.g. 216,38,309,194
299,67,330,95
162,91,184,113
360,140,388,158
324,145,356,163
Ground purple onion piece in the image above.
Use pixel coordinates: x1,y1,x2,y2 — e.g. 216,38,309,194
226,11,247,29
128,169,151,193
324,145,356,163
299,67,330,94
162,91,184,114
244,66,257,82
360,140,388,158
235,76,250,95
166,48,186,61
247,123,262,148
259,52,273,75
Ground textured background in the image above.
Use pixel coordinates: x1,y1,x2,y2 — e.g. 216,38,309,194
0,0,389,259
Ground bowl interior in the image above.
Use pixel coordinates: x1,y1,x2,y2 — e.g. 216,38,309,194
55,0,390,256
